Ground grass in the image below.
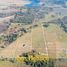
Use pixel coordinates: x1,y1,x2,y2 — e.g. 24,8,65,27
0,23,67,58
57,30,67,42
43,23,67,58
0,22,67,67
0,61,16,67
44,23,67,42
32,26,46,53
0,60,29,67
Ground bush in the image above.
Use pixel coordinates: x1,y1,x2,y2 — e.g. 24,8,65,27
24,58,54,67
9,58,15,63
23,53,54,67
22,53,28,57
47,59,54,67
20,28,27,33
6,33,17,43
43,23,49,28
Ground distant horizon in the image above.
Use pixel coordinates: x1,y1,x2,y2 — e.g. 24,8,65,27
0,0,30,8
0,0,67,9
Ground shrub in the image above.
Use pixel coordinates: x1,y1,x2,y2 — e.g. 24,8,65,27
9,58,15,63
43,23,49,28
0,46,5,48
22,53,28,57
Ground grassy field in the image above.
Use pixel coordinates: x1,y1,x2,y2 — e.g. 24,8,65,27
0,23,67,58
32,26,46,53
0,22,67,67
0,60,30,67
0,31,32,57
43,24,67,58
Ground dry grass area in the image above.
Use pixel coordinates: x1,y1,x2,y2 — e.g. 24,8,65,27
0,32,32,57
0,23,67,59
0,61,29,67
0,23,67,67
32,26,46,53
31,23,61,58
43,24,67,58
